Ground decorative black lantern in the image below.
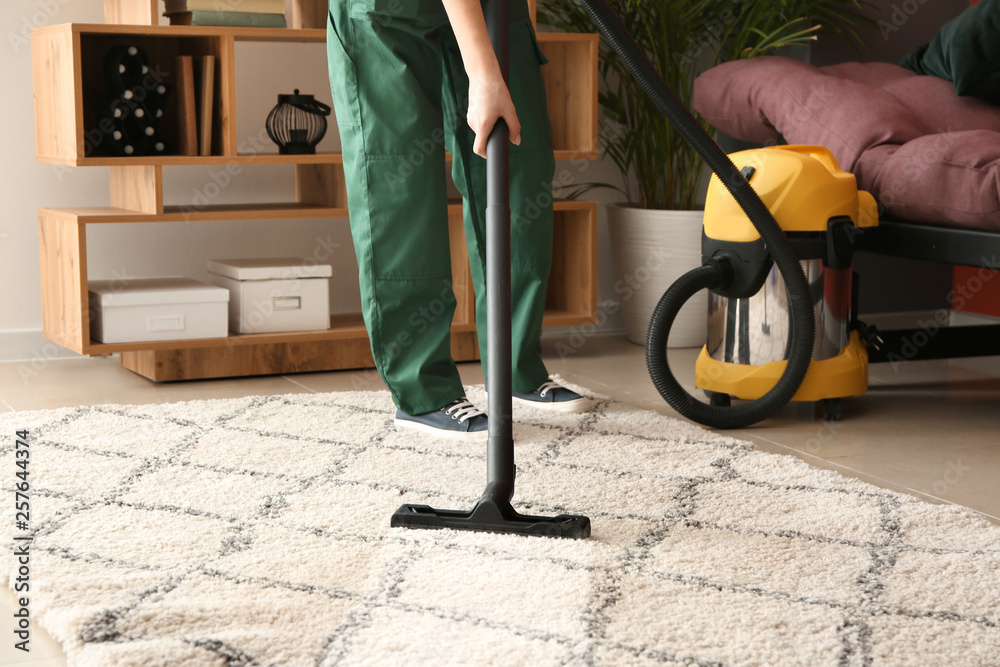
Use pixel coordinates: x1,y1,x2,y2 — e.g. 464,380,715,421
266,89,331,155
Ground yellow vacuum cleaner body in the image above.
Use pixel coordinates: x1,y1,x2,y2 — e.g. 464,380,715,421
697,145,879,411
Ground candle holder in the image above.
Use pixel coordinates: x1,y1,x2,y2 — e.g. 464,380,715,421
266,89,331,155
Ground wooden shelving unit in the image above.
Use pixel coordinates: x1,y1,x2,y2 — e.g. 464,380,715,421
33,0,600,381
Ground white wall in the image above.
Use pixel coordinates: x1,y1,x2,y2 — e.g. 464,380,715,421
0,0,626,364
3,1,109,359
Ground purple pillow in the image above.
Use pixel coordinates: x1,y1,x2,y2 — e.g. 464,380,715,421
693,56,1000,229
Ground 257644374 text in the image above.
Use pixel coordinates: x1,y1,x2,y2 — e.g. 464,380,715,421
12,430,31,653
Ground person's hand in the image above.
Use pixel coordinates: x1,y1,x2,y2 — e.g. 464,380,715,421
467,73,521,158
438,0,521,158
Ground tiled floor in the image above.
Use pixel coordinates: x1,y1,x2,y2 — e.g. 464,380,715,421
2,332,998,665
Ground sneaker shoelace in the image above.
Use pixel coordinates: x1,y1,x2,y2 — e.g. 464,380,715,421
536,381,562,398
444,398,485,423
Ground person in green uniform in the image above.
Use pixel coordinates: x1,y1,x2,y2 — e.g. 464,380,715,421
327,0,591,441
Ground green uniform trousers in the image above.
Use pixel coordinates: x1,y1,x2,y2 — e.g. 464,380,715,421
327,0,555,415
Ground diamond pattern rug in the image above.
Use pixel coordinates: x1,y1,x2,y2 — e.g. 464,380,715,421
2,386,998,666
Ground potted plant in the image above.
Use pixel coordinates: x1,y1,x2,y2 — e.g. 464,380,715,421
538,0,873,346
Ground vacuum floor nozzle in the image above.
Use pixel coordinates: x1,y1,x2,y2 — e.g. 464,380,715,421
391,500,592,539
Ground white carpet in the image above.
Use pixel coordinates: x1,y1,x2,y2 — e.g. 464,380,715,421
2,386,999,666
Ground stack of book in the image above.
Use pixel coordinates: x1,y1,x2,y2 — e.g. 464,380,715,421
173,54,217,156
165,0,287,28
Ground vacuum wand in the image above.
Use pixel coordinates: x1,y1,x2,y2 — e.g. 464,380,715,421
485,1,515,501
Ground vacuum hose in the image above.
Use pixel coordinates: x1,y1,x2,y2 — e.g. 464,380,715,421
576,0,815,429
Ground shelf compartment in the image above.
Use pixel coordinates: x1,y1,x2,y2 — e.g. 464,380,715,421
39,204,349,223
118,333,377,381
544,200,598,327
37,23,327,43
101,310,483,355
117,328,481,382
41,160,352,221
31,24,236,163
94,312,369,355
81,31,232,159
537,33,600,159
34,23,599,164
32,23,329,166
45,152,344,168
39,199,595,362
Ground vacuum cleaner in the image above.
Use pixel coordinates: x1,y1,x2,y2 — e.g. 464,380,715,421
392,0,877,540
689,145,879,424
571,1,881,430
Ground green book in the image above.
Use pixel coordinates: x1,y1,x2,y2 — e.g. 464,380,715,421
165,0,285,13
167,11,288,27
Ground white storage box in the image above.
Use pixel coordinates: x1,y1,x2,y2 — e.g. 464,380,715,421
206,258,332,334
88,276,230,344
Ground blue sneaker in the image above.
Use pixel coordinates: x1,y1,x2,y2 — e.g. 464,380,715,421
512,380,593,413
394,398,489,441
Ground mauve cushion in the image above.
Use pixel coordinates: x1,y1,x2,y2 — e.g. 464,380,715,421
692,56,1000,229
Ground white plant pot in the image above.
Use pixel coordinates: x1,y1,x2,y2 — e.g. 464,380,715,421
608,205,707,348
